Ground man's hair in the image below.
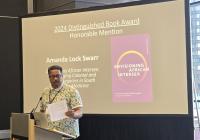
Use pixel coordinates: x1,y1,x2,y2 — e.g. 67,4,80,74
48,65,63,75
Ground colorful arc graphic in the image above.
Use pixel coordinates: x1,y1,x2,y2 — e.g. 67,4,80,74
116,50,148,83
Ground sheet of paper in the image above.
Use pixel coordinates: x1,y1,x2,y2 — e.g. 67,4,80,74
47,100,68,122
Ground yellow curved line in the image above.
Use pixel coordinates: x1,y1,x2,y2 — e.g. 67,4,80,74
116,50,148,83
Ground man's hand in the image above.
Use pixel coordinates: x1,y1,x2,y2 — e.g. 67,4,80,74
65,107,82,119
65,110,75,118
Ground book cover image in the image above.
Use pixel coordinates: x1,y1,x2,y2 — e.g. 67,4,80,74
111,34,152,102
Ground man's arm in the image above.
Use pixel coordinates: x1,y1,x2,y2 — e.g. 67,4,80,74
65,107,83,119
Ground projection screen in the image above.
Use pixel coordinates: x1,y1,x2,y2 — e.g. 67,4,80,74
22,0,189,114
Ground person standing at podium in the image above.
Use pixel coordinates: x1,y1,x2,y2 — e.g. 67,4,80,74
40,65,83,139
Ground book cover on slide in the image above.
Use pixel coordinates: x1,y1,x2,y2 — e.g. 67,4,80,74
111,34,152,102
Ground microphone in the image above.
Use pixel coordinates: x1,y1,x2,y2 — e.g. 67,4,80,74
30,97,42,119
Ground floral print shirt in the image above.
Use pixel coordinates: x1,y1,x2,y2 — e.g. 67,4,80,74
40,84,83,138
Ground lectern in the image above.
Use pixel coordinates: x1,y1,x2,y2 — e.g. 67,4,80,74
10,113,35,140
35,126,75,140
10,113,76,140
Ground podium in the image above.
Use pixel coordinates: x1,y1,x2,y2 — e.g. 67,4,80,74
10,113,76,140
35,126,75,140
10,113,35,140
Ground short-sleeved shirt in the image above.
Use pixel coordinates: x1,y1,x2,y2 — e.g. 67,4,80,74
40,84,83,138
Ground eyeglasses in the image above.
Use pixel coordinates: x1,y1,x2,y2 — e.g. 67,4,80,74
49,74,62,79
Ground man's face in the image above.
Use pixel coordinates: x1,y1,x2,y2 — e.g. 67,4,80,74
48,69,63,89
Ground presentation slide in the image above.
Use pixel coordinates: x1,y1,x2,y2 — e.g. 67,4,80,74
22,0,188,114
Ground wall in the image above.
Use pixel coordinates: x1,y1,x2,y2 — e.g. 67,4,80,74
0,0,27,16
0,0,27,138
0,17,22,138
